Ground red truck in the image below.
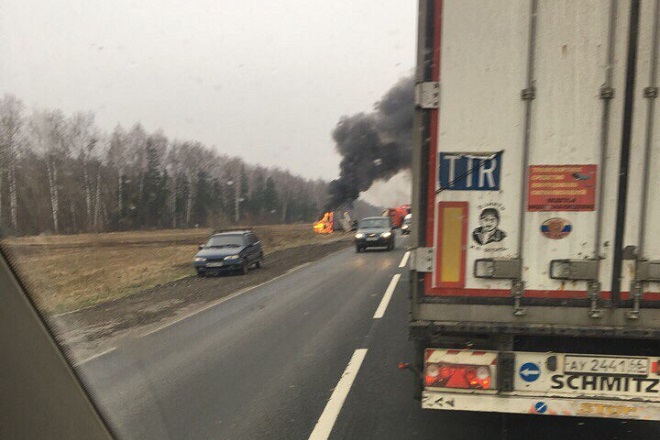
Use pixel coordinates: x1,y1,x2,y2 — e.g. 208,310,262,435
382,205,411,228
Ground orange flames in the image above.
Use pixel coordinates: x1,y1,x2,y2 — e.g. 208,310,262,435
313,212,334,234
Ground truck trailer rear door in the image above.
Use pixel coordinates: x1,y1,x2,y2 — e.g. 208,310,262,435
417,0,659,322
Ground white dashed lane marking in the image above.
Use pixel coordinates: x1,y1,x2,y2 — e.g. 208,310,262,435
398,251,410,268
308,348,368,440
373,274,401,319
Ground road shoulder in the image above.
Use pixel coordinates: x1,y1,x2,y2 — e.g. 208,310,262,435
55,238,351,361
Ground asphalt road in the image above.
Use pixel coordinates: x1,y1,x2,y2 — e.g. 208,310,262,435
78,233,659,440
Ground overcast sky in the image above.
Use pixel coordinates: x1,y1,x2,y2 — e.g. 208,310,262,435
0,0,416,206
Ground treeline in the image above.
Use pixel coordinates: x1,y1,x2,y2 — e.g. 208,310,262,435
0,94,330,235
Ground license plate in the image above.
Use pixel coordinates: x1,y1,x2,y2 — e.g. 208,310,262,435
564,355,649,376
206,262,224,268
367,237,379,241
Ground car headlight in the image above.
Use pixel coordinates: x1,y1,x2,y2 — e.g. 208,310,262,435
224,254,240,260
355,233,365,239
194,257,206,262
381,232,392,238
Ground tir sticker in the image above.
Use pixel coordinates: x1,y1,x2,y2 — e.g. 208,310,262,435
472,208,506,245
527,165,597,211
519,362,541,382
438,152,502,191
540,218,572,239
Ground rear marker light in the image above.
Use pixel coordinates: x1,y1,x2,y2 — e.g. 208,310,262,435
427,364,440,377
425,363,440,386
464,367,478,387
440,365,453,380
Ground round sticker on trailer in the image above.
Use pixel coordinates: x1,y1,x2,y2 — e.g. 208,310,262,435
534,402,548,414
540,218,572,239
519,362,541,382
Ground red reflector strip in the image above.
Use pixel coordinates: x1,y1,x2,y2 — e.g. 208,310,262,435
471,351,486,356
652,361,658,374
446,349,461,355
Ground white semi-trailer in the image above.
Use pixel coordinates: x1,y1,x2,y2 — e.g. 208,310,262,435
409,0,659,420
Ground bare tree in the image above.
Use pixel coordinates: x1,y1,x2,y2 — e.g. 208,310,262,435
166,144,181,228
93,168,102,228
67,112,98,229
126,124,148,203
0,95,25,231
107,125,128,214
178,142,213,227
29,110,69,233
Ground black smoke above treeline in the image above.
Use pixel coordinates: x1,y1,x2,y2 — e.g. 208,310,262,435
326,75,414,210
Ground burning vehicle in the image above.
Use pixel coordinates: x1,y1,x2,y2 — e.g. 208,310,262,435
313,208,355,234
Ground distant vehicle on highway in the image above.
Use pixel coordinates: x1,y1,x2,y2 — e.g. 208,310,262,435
194,231,264,276
401,214,412,235
381,205,410,228
354,217,395,252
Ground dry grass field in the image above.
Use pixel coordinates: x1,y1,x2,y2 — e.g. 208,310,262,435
1,224,343,314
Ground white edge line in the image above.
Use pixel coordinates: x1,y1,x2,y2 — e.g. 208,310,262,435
373,274,401,319
141,261,313,337
308,348,368,440
399,251,411,268
74,347,117,367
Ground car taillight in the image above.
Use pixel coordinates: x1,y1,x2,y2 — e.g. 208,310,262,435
425,362,492,390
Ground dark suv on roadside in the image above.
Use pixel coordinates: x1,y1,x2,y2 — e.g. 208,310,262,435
194,231,264,276
355,217,395,252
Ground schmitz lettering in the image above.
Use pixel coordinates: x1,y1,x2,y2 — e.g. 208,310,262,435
551,375,660,394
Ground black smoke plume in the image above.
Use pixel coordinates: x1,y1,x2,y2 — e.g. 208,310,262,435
326,75,414,210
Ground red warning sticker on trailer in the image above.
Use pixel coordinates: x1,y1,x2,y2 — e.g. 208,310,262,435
527,165,597,211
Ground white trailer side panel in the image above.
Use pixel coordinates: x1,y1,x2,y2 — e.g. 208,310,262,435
625,0,660,299
523,0,627,295
428,0,660,304
434,0,529,291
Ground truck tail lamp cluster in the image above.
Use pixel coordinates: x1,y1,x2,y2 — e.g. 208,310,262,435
424,349,497,391
425,363,492,389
